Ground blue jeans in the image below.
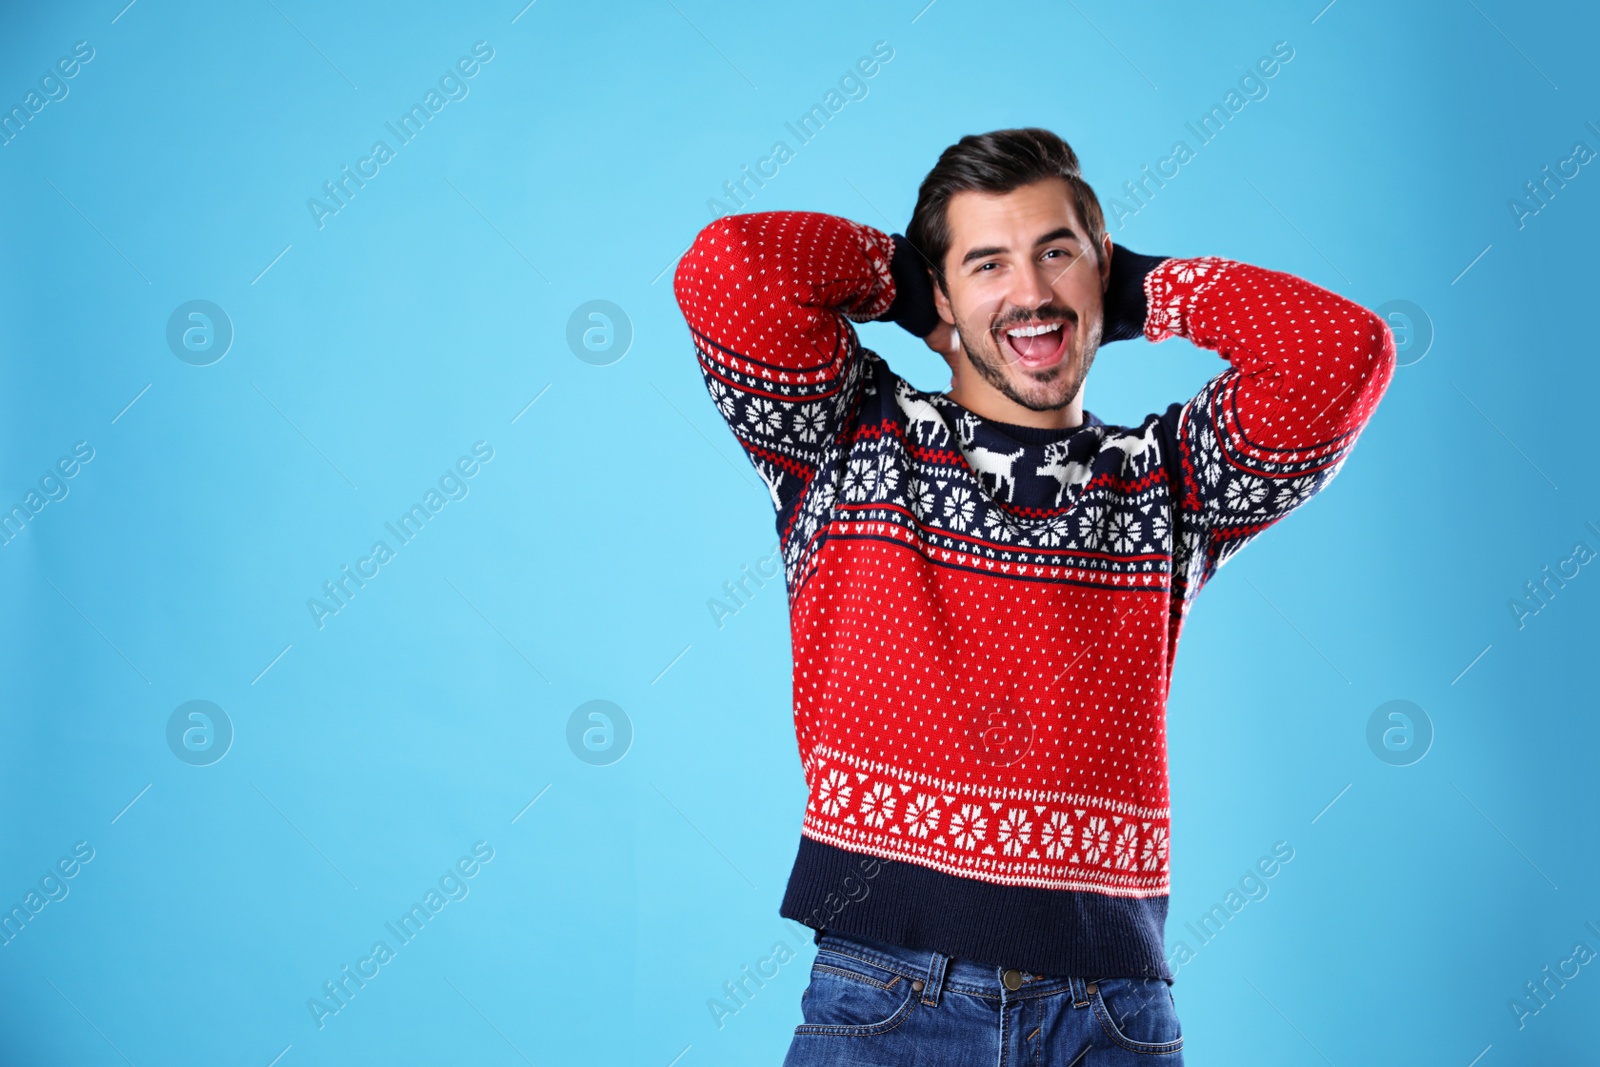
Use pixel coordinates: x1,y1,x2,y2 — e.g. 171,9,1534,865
782,929,1184,1065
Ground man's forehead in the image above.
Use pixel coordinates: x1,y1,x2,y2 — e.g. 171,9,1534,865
946,178,1084,248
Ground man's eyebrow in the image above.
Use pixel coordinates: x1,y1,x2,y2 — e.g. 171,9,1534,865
958,226,1081,267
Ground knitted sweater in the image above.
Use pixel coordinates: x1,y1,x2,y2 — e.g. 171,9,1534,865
672,210,1394,980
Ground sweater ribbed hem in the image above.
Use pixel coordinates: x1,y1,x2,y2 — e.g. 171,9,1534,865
778,833,1173,983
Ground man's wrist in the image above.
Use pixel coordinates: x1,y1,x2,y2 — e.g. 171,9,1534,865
875,232,940,338
1102,244,1170,343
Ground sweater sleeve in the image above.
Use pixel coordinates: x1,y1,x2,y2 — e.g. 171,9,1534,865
1144,257,1396,593
672,211,899,519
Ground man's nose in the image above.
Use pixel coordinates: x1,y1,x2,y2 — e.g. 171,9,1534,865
1009,262,1056,313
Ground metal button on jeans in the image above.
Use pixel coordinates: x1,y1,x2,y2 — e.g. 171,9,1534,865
1002,968,1023,991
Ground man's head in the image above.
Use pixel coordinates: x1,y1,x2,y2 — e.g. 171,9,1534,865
906,128,1112,426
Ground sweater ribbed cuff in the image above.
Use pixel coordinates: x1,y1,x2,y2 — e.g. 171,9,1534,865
874,232,940,338
1102,244,1170,344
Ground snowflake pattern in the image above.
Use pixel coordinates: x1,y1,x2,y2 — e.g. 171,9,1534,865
1081,816,1110,867
904,793,941,839
794,405,827,444
745,397,783,438
950,803,988,851
816,767,852,818
1042,810,1073,859
1107,510,1140,554
998,807,1033,857
942,486,976,530
1140,826,1169,872
1112,822,1140,871
859,781,896,828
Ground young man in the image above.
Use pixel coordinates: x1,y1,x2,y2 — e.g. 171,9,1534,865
673,127,1393,1064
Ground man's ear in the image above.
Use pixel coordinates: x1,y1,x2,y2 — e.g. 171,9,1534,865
931,270,956,326
1099,233,1114,292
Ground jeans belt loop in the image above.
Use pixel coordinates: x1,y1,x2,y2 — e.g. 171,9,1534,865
920,950,950,1008
1071,974,1091,1008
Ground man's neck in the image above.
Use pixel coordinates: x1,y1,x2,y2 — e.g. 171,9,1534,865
945,370,1085,432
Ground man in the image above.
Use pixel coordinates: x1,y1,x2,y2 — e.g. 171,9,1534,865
672,127,1393,1065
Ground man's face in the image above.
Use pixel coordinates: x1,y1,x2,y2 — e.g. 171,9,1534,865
932,177,1112,414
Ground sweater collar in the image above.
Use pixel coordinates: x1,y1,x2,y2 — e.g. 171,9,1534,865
933,393,1105,447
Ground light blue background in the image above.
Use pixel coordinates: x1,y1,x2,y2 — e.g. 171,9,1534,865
1,1,1596,1064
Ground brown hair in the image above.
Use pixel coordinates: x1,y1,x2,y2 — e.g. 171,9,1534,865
905,127,1107,294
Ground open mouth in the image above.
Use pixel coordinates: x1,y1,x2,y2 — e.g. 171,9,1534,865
1000,317,1071,369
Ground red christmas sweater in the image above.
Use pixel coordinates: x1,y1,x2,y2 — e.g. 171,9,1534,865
672,210,1394,980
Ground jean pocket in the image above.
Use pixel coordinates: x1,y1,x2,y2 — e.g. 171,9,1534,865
793,947,920,1037
1090,977,1183,1054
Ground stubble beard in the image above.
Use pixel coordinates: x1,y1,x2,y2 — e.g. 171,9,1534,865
956,313,1102,414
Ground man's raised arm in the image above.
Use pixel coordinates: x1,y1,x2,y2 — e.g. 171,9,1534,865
1134,253,1397,591
672,211,937,517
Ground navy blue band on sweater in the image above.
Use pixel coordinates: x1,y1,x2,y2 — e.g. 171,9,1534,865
780,834,1174,982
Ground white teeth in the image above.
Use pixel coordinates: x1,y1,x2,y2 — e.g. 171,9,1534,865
1006,322,1062,338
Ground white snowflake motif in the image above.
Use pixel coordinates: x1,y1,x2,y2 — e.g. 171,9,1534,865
812,475,837,515
949,803,988,851
841,459,874,502
1041,810,1073,859
1197,426,1216,458
708,378,739,422
1075,505,1104,548
744,397,783,438
905,478,935,520
793,405,827,445
1033,515,1072,547
1280,478,1316,511
1112,822,1140,870
998,808,1033,857
943,486,976,530
1081,815,1110,866
859,781,897,829
904,793,941,838
1107,510,1140,554
1145,510,1170,549
983,506,1022,542
875,453,901,497
1141,826,1169,872
817,768,853,818
1174,261,1210,285
1224,475,1269,512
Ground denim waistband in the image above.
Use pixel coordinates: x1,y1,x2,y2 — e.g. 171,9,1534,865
813,927,1099,1007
